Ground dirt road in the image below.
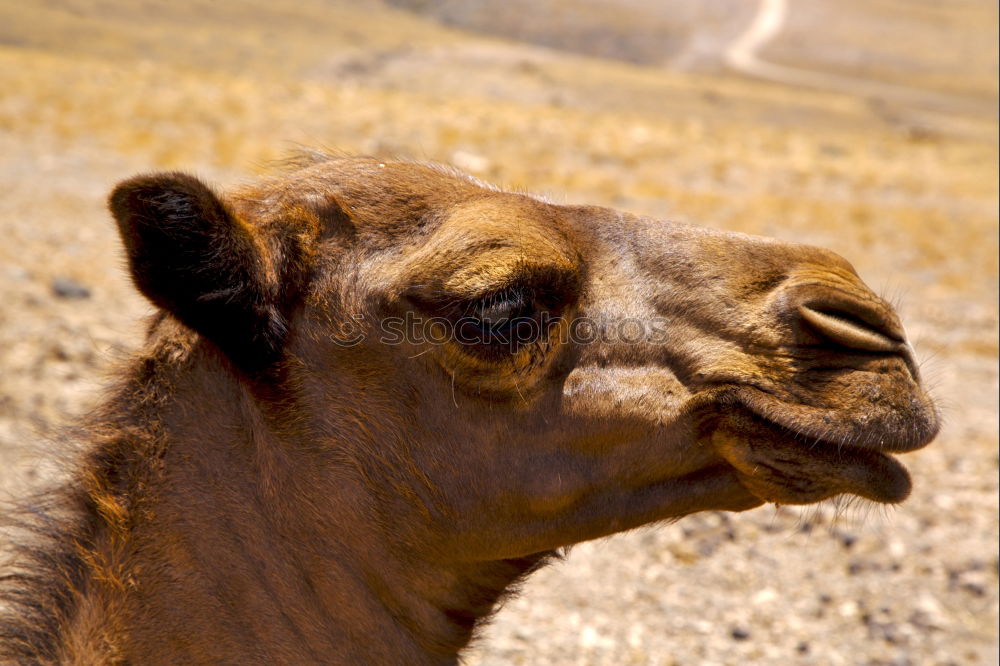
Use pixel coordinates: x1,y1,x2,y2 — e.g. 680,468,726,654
724,0,994,136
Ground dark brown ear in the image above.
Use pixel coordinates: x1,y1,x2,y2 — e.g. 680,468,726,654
109,172,288,371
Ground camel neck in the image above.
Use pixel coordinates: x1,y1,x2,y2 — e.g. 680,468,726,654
69,340,541,664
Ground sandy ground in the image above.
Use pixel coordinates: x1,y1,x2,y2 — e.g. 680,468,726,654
0,1,997,664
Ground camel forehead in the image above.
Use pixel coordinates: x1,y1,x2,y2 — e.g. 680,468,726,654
309,157,496,197
236,157,571,238
394,194,581,296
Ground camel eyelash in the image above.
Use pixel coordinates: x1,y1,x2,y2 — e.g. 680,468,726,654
410,265,579,323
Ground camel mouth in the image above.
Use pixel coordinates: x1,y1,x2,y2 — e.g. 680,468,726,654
708,408,916,506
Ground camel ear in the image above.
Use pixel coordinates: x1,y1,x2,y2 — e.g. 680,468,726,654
109,172,287,370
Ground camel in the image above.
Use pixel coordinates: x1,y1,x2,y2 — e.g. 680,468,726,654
0,154,938,664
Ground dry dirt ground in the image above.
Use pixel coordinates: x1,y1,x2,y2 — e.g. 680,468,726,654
0,1,997,664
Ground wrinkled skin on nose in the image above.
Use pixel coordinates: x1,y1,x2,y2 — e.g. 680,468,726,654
562,208,938,509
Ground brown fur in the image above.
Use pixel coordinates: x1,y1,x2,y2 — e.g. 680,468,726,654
0,154,938,664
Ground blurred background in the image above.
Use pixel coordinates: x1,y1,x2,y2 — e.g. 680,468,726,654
0,1,996,663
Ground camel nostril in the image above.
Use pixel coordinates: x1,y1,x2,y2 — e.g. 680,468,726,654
798,304,904,354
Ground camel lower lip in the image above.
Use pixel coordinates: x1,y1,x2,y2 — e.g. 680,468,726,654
709,412,913,505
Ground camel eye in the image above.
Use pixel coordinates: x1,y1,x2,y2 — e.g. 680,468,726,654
468,289,534,333
405,266,578,360
452,287,548,359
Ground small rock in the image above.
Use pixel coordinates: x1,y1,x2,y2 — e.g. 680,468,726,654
6,266,30,281
876,622,903,645
752,588,777,605
51,277,91,300
908,610,942,631
838,600,859,618
834,529,857,549
730,626,750,641
960,582,987,597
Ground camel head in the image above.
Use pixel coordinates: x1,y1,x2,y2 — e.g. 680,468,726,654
110,156,939,562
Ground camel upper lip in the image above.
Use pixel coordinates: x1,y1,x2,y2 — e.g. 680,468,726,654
727,384,939,455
